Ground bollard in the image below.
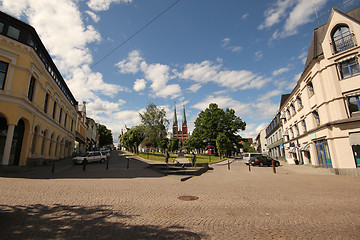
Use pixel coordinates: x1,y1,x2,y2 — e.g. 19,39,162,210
228,159,230,170
83,159,87,171
106,158,109,170
272,160,276,174
127,157,130,169
248,163,251,172
51,160,55,173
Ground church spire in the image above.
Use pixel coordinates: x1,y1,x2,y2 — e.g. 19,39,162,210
173,103,178,126
183,104,187,124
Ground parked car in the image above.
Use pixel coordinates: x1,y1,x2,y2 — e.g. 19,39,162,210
243,153,264,165
250,155,280,167
73,151,106,164
101,150,110,158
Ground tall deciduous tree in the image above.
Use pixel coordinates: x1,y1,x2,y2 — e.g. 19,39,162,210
168,137,179,152
98,124,113,147
192,103,246,154
139,103,169,149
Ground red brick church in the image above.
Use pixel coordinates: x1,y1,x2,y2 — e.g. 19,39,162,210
173,105,188,144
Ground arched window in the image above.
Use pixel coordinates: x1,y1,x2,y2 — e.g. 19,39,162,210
332,25,354,53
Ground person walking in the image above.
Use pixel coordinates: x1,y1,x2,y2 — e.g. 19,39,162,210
165,150,170,164
191,152,196,167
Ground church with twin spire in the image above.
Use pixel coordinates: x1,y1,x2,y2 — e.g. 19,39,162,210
172,104,188,144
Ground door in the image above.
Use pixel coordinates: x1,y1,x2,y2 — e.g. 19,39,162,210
9,119,25,166
315,140,332,168
352,145,360,167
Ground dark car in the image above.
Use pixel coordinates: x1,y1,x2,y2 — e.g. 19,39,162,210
250,155,280,167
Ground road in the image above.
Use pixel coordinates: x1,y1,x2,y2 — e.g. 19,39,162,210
0,150,359,239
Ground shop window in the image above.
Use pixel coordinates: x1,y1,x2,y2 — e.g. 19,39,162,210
0,61,9,90
27,76,36,102
348,95,360,116
339,58,360,79
332,25,354,53
7,26,20,40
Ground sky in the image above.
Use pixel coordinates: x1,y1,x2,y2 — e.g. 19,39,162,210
0,0,357,144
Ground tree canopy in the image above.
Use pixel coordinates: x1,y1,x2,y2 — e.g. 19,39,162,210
98,124,113,147
121,126,145,154
192,103,246,154
139,102,169,149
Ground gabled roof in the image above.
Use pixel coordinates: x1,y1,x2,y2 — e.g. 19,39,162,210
279,94,290,109
303,6,360,73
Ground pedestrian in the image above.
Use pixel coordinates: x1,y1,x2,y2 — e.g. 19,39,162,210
191,152,196,167
165,150,169,164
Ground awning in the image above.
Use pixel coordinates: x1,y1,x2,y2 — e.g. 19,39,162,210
288,148,297,153
299,143,310,152
349,133,360,146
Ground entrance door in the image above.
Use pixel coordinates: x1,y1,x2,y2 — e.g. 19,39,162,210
9,119,25,166
315,140,332,168
352,145,360,167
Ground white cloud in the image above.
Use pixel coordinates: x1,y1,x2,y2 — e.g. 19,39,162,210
240,123,268,139
87,0,133,12
85,10,100,22
115,50,144,74
192,95,279,120
242,13,249,20
133,78,147,92
181,60,269,90
260,0,328,38
188,83,202,93
221,38,242,53
258,89,282,101
87,97,125,115
272,67,290,76
254,51,263,61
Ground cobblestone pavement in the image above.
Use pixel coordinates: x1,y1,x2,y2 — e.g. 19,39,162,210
1,151,360,239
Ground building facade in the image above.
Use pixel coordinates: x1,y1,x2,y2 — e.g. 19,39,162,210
0,11,78,166
255,128,267,154
281,7,360,173
172,105,188,144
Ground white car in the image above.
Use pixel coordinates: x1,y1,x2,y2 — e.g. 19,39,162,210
73,151,106,164
101,150,110,158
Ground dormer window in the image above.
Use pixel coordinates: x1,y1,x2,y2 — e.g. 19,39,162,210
332,25,354,53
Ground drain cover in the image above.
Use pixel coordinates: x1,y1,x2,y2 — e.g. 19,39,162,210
178,195,199,201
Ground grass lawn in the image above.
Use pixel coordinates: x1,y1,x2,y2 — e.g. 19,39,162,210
137,152,225,163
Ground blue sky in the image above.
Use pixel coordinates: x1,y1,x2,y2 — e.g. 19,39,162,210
0,0,354,143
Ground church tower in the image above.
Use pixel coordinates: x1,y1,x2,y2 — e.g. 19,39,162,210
172,104,188,144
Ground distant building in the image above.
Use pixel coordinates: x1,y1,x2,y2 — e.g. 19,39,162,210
172,105,188,145
255,128,267,154
0,11,78,166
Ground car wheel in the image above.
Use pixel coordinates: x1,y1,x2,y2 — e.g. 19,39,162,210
275,162,280,167
100,158,105,163
259,162,264,167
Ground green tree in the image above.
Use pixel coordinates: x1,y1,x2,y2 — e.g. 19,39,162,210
216,132,233,158
159,137,169,152
98,124,113,147
184,135,203,152
168,137,179,152
121,126,145,154
139,103,169,149
192,103,246,155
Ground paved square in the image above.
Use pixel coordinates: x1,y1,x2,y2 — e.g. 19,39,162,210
1,152,359,239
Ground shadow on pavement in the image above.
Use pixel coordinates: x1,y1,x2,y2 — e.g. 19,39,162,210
0,204,202,240
0,154,165,180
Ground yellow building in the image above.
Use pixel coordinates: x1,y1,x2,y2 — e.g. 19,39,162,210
0,11,78,166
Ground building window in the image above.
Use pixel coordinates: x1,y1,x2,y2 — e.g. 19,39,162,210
290,128,294,139
27,76,36,102
290,103,296,116
286,109,291,120
297,96,303,109
313,110,320,126
52,101,57,119
301,119,307,132
59,108,63,124
307,81,314,97
7,26,20,40
0,61,9,90
332,25,354,53
71,119,74,132
294,124,300,136
64,113,67,127
348,95,360,116
339,58,360,79
0,22,4,33
44,93,49,113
